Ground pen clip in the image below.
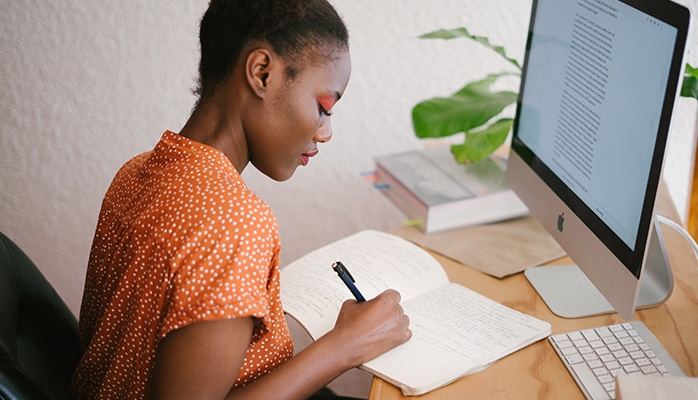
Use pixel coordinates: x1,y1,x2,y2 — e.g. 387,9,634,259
332,261,355,282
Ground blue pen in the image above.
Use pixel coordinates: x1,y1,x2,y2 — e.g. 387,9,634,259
332,261,366,302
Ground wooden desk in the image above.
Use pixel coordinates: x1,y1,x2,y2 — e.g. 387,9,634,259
370,188,698,399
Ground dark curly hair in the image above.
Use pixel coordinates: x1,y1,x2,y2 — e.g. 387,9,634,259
196,0,349,99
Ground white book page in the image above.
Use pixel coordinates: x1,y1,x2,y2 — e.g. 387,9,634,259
617,376,698,400
362,283,551,396
280,230,448,339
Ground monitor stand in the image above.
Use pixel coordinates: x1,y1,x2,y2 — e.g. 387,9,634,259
524,216,675,319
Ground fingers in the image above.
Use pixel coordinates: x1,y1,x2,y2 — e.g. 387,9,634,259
403,314,412,340
376,288,402,303
373,289,411,344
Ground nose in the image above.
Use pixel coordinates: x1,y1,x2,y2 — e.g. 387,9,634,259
315,121,333,143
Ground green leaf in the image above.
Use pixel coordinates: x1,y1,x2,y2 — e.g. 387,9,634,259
451,118,514,164
419,27,521,69
412,74,518,139
686,63,698,76
681,63,698,101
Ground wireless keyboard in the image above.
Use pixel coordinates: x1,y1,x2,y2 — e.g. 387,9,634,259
549,321,685,400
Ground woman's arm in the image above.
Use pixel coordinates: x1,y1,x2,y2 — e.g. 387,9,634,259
150,289,410,400
150,317,254,400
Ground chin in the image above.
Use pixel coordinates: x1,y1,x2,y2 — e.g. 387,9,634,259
251,161,296,182
265,168,297,182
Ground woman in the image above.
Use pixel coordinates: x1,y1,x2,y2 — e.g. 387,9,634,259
69,1,411,399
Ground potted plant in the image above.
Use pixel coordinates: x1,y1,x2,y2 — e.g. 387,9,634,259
412,27,698,164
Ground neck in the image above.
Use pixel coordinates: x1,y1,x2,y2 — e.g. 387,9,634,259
179,94,248,175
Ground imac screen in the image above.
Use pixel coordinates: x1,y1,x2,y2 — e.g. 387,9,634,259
507,0,689,318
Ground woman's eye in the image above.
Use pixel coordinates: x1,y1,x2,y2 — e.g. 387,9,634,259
319,106,333,117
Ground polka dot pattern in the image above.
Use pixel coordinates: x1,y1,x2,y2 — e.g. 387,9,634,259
70,131,293,399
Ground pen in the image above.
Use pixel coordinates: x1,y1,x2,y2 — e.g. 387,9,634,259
332,261,366,302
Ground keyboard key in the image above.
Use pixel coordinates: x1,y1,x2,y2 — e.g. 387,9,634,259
624,364,640,373
615,330,629,339
608,343,622,352
596,326,613,338
613,350,629,359
561,347,578,356
582,329,601,341
636,358,651,367
596,347,611,356
551,334,568,343
618,357,634,366
641,365,658,374
590,341,605,349
584,353,599,362
567,354,584,364
603,336,618,345
593,366,609,376
604,361,621,370
600,354,615,363
624,344,639,352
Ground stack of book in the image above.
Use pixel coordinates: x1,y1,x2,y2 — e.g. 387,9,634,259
374,146,528,233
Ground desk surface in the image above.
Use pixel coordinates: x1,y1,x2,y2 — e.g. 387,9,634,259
369,187,698,399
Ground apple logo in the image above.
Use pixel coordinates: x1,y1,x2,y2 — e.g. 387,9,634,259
557,212,565,232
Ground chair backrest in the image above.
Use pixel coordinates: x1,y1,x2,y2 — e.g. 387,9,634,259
0,232,81,400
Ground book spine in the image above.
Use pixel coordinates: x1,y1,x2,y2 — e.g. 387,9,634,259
375,163,429,231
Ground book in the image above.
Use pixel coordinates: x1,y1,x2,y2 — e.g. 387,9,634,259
374,146,529,233
280,230,551,396
617,375,698,400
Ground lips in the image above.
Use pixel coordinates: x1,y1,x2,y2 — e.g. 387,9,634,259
301,149,319,166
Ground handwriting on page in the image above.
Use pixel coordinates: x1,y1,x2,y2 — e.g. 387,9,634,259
405,284,545,359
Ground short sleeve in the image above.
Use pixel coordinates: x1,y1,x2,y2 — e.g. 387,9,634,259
158,190,280,339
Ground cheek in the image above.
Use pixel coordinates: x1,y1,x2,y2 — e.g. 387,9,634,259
284,102,321,140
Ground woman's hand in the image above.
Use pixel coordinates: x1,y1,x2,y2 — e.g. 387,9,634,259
328,289,412,368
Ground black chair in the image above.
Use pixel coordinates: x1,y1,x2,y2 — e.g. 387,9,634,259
0,231,81,400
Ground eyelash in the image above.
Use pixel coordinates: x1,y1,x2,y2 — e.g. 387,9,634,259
319,105,333,117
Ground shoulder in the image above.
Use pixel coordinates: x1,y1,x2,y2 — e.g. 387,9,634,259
154,140,279,249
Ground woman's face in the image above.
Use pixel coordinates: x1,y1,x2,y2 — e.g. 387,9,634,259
246,49,351,181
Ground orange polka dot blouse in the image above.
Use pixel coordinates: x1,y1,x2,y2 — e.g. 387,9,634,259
70,131,294,399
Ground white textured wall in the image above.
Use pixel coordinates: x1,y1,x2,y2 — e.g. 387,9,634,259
1,0,696,318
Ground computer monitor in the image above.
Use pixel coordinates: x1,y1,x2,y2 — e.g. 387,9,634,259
506,0,690,320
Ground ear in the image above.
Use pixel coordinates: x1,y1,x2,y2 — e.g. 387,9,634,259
245,48,276,99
